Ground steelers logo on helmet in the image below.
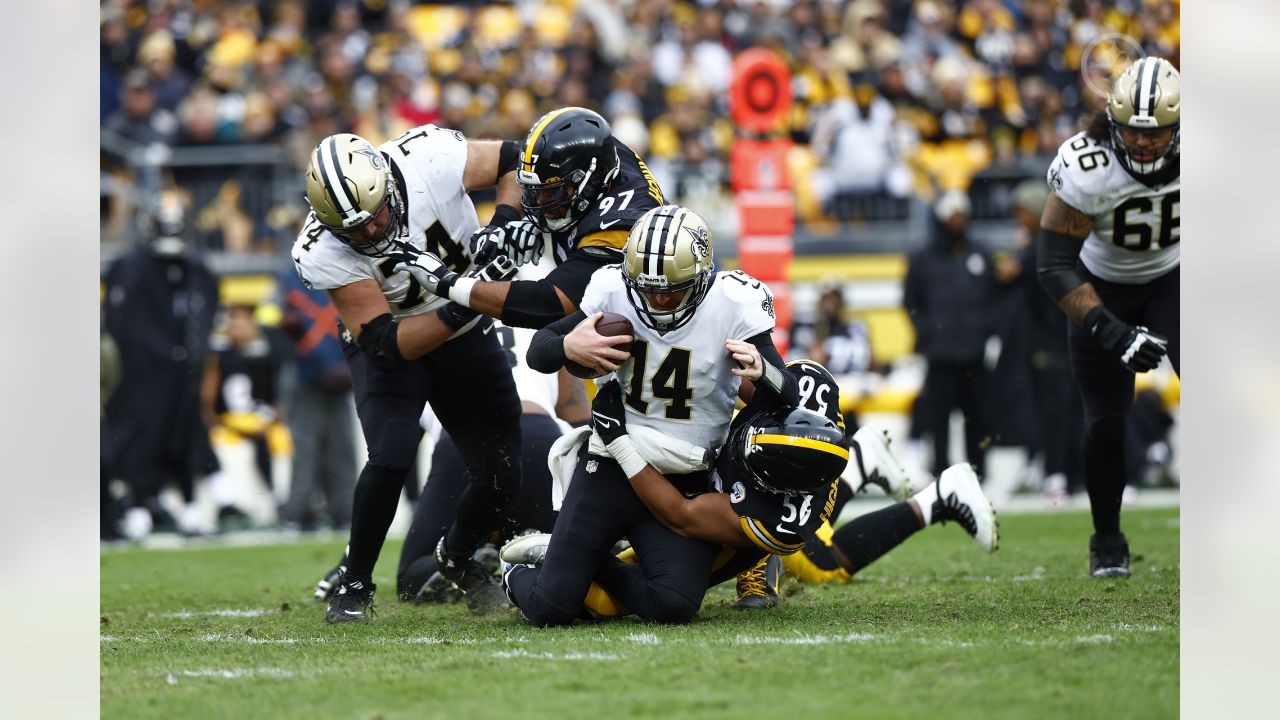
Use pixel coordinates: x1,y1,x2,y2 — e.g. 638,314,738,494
731,407,849,495
1106,56,1180,178
305,133,405,257
622,205,716,333
518,107,621,232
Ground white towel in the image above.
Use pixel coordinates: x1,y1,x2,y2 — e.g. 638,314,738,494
547,426,714,511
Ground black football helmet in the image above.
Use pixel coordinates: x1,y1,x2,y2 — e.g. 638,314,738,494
517,107,620,232
730,407,849,495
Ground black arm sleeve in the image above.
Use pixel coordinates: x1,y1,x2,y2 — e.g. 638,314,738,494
527,309,588,373
356,313,407,372
498,140,520,176
744,331,799,407
1036,228,1087,302
499,247,619,328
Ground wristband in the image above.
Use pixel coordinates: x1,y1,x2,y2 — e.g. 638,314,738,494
607,436,648,479
448,276,478,307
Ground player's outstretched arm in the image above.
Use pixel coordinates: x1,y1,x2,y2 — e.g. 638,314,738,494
728,333,799,407
329,279,456,367
526,311,631,375
591,381,749,547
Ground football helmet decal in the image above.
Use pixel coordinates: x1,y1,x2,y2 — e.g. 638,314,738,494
518,107,620,232
730,407,849,495
622,205,716,333
1107,56,1180,177
305,133,405,256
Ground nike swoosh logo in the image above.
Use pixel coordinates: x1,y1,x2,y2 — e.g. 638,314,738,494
341,610,363,616
483,324,493,334
594,412,619,428
599,219,621,229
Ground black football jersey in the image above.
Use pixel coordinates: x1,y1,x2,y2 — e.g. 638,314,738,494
548,138,665,263
786,359,846,432
210,334,285,415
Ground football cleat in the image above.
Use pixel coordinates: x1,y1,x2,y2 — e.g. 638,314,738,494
435,538,509,615
411,571,463,605
931,464,999,553
733,555,782,609
314,548,348,601
324,576,375,624
499,533,552,567
1089,532,1131,578
851,425,911,500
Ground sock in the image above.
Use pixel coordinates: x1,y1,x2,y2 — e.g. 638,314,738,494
912,482,940,525
831,503,923,574
1084,417,1127,537
344,463,412,584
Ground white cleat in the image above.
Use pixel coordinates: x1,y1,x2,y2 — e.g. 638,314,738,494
500,533,552,567
851,424,911,500
934,464,999,553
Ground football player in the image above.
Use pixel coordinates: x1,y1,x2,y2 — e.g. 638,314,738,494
396,264,592,603
1036,57,1180,578
502,205,799,626
294,127,527,622
506,360,998,620
394,107,667,344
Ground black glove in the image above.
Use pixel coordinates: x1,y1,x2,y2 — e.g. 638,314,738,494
468,220,544,267
1085,306,1168,373
468,224,507,267
591,380,628,445
467,253,517,283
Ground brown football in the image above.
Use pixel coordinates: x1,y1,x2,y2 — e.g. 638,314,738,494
564,312,635,378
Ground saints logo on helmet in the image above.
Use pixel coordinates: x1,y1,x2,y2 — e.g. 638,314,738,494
1107,56,1180,177
518,107,620,232
305,133,405,257
622,205,715,333
731,407,849,495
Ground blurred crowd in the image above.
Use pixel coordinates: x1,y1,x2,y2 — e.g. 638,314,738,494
101,0,1180,251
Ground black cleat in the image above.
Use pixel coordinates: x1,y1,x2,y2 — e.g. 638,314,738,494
314,548,349,601
734,555,781,609
411,571,463,604
1090,532,1131,578
325,576,375,623
436,538,509,615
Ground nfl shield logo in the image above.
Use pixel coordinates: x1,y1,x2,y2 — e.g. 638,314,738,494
586,459,599,474
730,482,746,504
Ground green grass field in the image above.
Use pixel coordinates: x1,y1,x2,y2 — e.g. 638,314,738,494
101,507,1179,720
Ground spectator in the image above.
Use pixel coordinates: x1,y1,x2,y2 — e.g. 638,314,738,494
201,302,292,530
276,269,357,533
104,69,180,147
903,191,996,476
102,191,221,539
811,77,912,215
790,286,874,377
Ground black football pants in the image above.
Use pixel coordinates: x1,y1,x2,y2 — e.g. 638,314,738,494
505,449,720,625
1067,264,1179,537
343,318,522,582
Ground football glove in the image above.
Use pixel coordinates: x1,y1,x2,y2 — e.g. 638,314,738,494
467,253,518,283
591,380,629,446
1085,306,1168,373
397,251,461,299
469,220,544,267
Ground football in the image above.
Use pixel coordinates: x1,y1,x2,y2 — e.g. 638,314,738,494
565,312,635,378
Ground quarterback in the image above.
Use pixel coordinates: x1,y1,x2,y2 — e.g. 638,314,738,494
1036,56,1180,577
293,126,526,621
502,205,800,625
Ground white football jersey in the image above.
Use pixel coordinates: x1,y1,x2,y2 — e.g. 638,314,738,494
1047,131,1180,284
581,267,777,452
291,125,479,318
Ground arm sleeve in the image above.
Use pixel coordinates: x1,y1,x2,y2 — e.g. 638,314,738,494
1036,228,1088,302
745,331,799,407
499,247,619,328
526,309,587,373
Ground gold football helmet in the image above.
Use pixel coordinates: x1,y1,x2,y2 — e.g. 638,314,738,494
304,133,404,256
622,205,715,332
1107,56,1181,176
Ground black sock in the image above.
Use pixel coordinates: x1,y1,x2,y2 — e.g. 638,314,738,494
344,463,412,583
831,503,923,574
1084,417,1127,537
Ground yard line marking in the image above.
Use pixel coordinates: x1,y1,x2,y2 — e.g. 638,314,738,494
732,632,879,645
197,633,303,645
1074,635,1115,644
161,609,270,619
625,632,661,645
491,650,621,660
169,668,296,680
1116,623,1167,633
